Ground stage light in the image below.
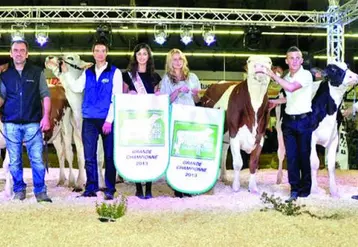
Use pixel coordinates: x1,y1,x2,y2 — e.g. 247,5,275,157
96,24,112,47
11,24,25,42
202,25,216,46
180,25,193,45
35,24,49,46
154,24,168,45
243,26,262,51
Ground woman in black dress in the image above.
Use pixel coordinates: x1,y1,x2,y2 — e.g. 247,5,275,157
122,43,161,199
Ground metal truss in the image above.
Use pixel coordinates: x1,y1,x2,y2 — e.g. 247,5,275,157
327,4,345,62
0,6,327,28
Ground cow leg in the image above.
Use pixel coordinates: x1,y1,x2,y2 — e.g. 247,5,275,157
327,135,339,198
310,136,323,194
52,128,67,187
248,143,262,194
61,110,75,188
230,136,243,192
276,126,285,184
97,136,105,190
3,150,13,198
220,132,230,183
71,116,85,192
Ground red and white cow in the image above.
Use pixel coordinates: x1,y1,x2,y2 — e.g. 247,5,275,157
45,54,105,190
275,62,358,197
201,55,272,193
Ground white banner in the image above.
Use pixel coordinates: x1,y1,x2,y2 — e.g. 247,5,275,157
114,94,170,182
166,104,225,194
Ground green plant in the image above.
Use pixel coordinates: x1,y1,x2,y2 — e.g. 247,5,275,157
260,192,340,219
96,195,127,222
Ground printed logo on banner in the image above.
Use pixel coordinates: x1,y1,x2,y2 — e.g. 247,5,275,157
171,121,218,160
117,110,165,146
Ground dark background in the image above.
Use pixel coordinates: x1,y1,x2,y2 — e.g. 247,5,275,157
0,0,356,72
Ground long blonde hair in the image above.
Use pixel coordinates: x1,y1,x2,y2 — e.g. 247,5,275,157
165,48,190,84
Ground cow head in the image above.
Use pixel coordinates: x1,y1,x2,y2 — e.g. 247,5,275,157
45,54,92,80
246,55,272,86
324,62,358,87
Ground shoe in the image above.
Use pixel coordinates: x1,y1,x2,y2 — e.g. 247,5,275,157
144,192,153,200
135,191,145,199
104,193,114,200
183,193,192,197
13,190,26,201
352,194,358,200
285,192,299,203
174,190,183,198
77,191,97,198
35,192,52,203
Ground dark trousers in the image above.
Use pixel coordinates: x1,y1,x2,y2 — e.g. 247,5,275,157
82,118,116,195
282,115,313,196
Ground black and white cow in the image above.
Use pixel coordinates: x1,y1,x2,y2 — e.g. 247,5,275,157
276,62,358,197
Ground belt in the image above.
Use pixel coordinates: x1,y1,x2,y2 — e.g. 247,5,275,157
286,113,309,121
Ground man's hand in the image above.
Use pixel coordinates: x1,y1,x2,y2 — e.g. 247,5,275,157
60,62,68,73
102,121,112,135
40,115,51,132
128,90,137,95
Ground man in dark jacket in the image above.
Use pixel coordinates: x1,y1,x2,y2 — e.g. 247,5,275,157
0,40,52,202
62,40,123,200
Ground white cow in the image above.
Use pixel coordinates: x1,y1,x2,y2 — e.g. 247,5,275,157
275,62,358,197
45,54,105,191
202,55,273,193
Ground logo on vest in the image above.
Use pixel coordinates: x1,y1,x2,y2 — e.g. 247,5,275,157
26,79,35,83
101,78,110,84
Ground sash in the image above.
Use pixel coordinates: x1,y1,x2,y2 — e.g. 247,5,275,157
128,72,147,94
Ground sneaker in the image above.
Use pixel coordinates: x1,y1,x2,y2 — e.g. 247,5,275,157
285,192,299,203
13,190,26,201
352,194,358,200
104,193,114,200
35,192,52,203
135,191,145,199
77,191,97,198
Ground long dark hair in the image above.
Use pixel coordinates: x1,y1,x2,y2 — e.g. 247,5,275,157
127,43,155,78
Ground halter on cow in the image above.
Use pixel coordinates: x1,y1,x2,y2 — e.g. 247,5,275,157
201,55,272,193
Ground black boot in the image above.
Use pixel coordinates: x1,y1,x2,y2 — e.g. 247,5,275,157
135,183,144,199
174,190,183,198
144,182,153,199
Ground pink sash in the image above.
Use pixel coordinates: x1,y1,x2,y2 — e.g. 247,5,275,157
128,72,147,94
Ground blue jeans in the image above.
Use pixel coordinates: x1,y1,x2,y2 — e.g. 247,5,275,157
282,115,313,195
4,123,47,194
82,118,116,195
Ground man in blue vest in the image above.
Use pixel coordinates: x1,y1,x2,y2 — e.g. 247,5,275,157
0,40,52,202
62,40,123,200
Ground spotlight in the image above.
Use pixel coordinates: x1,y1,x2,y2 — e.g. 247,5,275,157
154,24,168,45
180,25,193,45
35,24,49,46
11,24,25,42
96,24,112,47
243,26,261,51
202,25,216,46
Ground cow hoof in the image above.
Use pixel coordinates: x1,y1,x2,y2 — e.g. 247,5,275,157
249,189,259,195
72,187,83,193
116,177,124,184
330,191,340,198
232,185,240,192
276,177,282,185
57,180,66,187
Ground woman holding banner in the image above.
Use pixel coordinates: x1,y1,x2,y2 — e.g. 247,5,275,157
160,48,202,198
159,48,201,106
122,43,161,199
